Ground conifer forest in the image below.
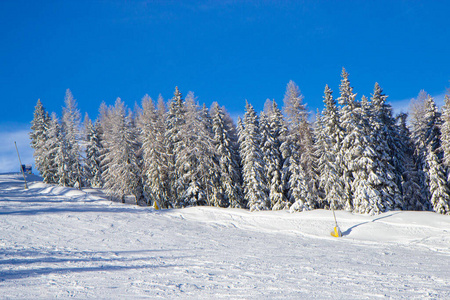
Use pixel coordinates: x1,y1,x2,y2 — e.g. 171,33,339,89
30,68,450,215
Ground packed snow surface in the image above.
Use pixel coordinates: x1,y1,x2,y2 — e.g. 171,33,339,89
1,173,449,299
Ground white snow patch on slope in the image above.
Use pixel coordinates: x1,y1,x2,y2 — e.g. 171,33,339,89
1,173,449,299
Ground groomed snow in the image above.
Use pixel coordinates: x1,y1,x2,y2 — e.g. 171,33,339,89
1,173,449,299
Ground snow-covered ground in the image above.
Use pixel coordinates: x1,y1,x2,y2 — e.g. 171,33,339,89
1,173,449,299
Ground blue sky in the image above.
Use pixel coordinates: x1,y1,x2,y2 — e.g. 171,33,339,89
1,0,449,172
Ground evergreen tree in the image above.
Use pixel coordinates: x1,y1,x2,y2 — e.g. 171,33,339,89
426,143,450,214
316,85,345,209
239,101,269,211
282,81,315,211
30,99,50,177
138,95,171,208
54,115,70,187
176,92,217,207
41,112,61,184
261,100,289,210
165,87,186,207
440,94,450,174
337,68,358,211
422,95,444,209
350,96,387,215
97,101,111,186
61,89,83,188
137,94,157,204
410,90,429,159
369,83,403,210
211,102,243,208
426,144,450,214
102,98,142,203
84,114,103,188
396,113,425,210
409,90,430,202
198,103,222,207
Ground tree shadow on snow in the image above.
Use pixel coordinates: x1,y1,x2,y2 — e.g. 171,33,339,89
341,212,402,237
0,205,150,216
0,248,188,281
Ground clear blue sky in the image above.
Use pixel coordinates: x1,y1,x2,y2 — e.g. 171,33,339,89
0,0,449,171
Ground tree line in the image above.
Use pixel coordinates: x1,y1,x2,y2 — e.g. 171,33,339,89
30,68,450,215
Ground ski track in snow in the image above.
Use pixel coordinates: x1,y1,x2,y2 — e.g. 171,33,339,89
0,173,449,299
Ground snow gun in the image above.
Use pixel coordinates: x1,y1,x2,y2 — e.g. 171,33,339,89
330,208,342,237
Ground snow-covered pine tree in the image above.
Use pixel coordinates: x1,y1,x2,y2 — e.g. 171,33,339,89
97,101,109,138
440,94,450,176
409,90,431,204
84,114,103,188
40,112,61,184
61,89,83,188
54,118,71,187
176,92,218,207
281,81,315,212
259,112,271,208
316,85,346,210
137,94,157,205
102,98,142,203
261,100,289,210
426,143,450,214
138,95,172,208
198,103,223,207
211,102,243,208
396,113,426,210
165,87,186,207
349,96,386,215
153,95,171,208
369,83,403,211
312,111,327,207
30,99,50,177
97,101,112,187
422,95,444,210
337,68,358,211
410,90,429,159
239,101,269,211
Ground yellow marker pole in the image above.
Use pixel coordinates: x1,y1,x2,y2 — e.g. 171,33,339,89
331,207,342,237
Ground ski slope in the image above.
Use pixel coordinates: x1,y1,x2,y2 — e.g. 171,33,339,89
0,173,449,299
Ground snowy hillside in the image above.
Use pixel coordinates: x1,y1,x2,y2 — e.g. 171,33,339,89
1,173,449,299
